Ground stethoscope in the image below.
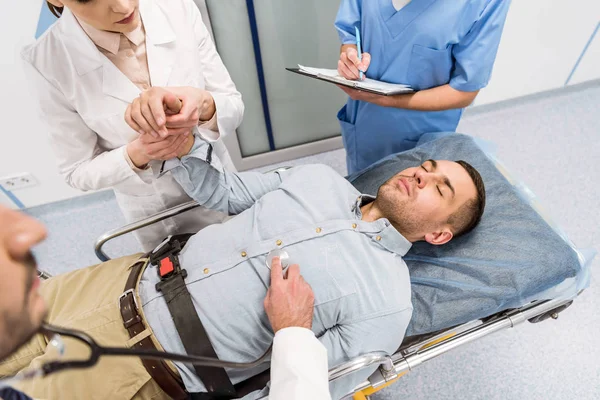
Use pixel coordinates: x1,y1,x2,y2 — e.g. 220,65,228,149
0,250,292,389
0,322,272,390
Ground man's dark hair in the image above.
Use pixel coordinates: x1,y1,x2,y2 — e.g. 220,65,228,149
447,160,486,238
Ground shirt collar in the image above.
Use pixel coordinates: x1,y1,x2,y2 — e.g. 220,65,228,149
77,18,145,55
354,194,413,257
125,23,146,46
352,194,375,217
377,224,412,257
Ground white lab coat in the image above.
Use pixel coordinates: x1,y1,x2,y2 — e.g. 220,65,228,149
269,328,332,400
21,0,244,251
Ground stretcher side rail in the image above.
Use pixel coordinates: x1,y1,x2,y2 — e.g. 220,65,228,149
40,199,201,276
94,200,200,262
335,296,576,398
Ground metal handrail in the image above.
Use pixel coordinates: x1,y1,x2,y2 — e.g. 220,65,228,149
328,352,392,382
94,200,200,261
341,297,574,396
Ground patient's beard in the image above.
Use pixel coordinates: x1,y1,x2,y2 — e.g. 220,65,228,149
376,182,429,241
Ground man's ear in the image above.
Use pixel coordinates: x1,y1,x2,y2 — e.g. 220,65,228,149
424,228,453,246
47,0,65,7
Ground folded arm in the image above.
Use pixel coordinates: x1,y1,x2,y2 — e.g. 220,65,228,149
162,137,284,215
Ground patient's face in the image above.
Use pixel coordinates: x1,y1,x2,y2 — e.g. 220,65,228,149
376,160,476,242
0,206,47,360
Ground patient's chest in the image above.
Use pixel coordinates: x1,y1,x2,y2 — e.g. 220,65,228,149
181,228,412,358
178,164,412,335
139,165,412,387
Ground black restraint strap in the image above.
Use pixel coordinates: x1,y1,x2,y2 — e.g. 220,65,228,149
153,235,236,399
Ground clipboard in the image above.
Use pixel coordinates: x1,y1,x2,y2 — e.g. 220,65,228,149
286,67,414,96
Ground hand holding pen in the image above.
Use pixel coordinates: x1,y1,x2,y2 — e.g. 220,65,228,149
337,26,371,81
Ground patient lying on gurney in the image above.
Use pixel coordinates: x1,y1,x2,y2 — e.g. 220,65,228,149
0,136,485,400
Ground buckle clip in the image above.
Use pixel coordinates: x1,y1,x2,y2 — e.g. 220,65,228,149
150,236,186,281
119,288,140,311
119,288,142,329
159,257,175,278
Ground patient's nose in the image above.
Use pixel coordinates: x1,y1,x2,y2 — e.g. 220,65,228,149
414,170,428,189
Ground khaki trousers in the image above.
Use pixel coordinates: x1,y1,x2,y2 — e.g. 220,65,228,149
0,254,174,400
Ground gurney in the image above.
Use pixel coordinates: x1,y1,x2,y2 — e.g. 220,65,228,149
84,133,593,399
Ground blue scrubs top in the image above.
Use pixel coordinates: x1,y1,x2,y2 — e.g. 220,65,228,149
335,0,511,173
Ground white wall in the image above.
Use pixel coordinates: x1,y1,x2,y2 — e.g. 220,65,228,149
1,0,599,208
476,0,600,105
0,1,81,209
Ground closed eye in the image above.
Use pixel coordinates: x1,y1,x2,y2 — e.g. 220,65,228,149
422,165,442,196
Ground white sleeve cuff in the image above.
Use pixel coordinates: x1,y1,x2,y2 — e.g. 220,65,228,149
274,327,318,342
198,109,219,136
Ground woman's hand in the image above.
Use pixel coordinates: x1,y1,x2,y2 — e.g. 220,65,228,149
126,131,193,168
165,87,216,132
125,87,182,138
125,87,215,138
338,44,371,81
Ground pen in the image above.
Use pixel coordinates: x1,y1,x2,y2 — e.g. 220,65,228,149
355,26,364,80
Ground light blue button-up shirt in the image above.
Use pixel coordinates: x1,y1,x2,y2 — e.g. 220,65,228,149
139,139,413,399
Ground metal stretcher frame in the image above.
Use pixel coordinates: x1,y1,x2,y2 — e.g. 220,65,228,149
89,186,582,400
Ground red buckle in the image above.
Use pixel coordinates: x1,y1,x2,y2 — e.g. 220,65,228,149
159,257,175,277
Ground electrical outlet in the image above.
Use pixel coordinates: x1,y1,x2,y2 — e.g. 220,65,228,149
0,173,38,191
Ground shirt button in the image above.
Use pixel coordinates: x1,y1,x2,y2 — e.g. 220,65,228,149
127,49,135,57
276,240,282,246
142,84,149,90
316,227,322,233
352,223,357,229
376,236,382,241
241,251,247,257
203,268,210,274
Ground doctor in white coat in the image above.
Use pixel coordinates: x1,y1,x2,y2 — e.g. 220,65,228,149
22,0,244,250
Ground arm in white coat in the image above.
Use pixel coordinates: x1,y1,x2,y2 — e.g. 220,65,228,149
21,61,140,192
269,327,331,400
186,0,244,138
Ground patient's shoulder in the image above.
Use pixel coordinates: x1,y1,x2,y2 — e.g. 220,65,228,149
284,164,349,187
292,163,341,176
281,164,358,203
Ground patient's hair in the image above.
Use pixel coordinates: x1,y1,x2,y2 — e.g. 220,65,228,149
448,160,486,238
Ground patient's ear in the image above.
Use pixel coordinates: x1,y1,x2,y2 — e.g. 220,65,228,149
47,0,64,7
424,229,453,246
